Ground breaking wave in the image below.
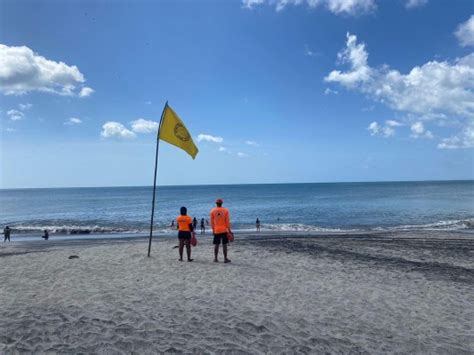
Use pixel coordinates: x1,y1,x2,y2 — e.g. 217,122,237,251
237,218,474,233
377,218,474,232
2,223,174,235
5,217,473,236
257,223,359,233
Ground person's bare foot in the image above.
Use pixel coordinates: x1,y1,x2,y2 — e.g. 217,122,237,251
179,259,183,262
214,259,218,263
187,258,193,262
224,259,231,263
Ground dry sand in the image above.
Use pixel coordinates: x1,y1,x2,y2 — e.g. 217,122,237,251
0,232,473,354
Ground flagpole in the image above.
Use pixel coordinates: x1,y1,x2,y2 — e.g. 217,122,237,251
147,101,168,257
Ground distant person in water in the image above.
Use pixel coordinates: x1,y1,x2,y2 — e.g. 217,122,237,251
200,218,205,235
210,198,232,263
42,229,49,240
3,226,11,242
176,207,194,262
170,220,175,228
192,217,198,231
256,218,261,232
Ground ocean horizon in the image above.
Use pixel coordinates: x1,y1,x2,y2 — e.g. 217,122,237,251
2,178,473,190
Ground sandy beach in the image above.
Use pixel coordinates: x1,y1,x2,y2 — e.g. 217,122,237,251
1,231,473,354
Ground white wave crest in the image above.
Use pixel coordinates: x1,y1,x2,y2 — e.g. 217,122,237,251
252,223,358,233
5,217,473,236
379,218,474,232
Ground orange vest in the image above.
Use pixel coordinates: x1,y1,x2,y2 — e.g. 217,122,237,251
176,215,192,232
210,207,230,234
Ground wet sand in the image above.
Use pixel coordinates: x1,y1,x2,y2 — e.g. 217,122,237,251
1,231,473,353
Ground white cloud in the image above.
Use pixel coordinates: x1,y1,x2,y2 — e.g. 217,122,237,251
325,0,375,15
304,44,318,57
326,33,474,117
64,117,82,125
455,15,474,47
325,33,372,87
438,122,474,149
242,0,265,9
79,87,94,97
101,121,136,139
18,103,32,110
218,146,228,152
0,44,93,96
386,120,403,127
242,0,376,15
368,120,402,137
5,127,16,132
245,140,259,146
367,121,380,135
362,105,375,112
7,109,24,121
197,134,223,143
410,121,433,139
237,152,247,157
131,118,159,133
411,121,424,135
324,87,338,95
382,126,395,137
405,0,428,9
327,32,474,148
5,102,32,121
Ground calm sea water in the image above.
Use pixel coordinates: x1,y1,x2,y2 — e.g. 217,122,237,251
0,181,473,236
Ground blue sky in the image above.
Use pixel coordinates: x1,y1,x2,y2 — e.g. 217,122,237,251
1,0,473,188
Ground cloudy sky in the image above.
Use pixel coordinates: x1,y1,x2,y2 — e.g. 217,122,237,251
1,0,473,188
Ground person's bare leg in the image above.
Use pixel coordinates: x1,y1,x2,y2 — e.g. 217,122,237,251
223,244,230,263
178,239,184,261
214,244,219,262
185,240,193,261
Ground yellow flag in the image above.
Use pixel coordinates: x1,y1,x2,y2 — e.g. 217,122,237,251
158,103,199,159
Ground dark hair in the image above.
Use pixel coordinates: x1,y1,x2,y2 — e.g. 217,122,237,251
216,202,222,207
180,206,187,215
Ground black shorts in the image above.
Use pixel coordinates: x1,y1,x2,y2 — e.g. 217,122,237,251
178,231,191,240
213,233,228,245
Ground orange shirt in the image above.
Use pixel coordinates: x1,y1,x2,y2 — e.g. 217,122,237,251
176,215,192,232
210,207,230,234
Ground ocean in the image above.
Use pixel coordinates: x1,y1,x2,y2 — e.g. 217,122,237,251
1,181,473,237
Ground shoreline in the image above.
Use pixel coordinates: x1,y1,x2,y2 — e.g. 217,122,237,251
2,228,474,245
1,231,473,353
4,215,473,241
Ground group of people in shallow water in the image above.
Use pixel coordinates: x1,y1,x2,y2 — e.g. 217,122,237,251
2,226,49,242
173,217,261,234
3,200,262,256
175,198,233,263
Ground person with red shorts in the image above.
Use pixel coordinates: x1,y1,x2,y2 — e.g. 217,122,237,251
176,206,194,262
210,198,231,263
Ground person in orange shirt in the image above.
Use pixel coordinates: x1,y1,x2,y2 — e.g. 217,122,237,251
210,198,231,263
176,206,194,262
